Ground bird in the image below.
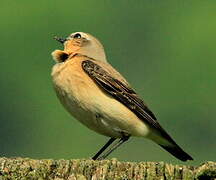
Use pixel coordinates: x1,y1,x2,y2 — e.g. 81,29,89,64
51,32,193,161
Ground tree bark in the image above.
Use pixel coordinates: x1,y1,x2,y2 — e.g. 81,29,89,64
0,157,215,180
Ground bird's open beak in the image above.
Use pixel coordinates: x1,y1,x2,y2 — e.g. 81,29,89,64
54,36,67,44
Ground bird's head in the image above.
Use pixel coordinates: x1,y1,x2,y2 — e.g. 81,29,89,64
52,32,107,63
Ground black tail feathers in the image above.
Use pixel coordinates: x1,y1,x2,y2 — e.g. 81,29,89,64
159,144,193,161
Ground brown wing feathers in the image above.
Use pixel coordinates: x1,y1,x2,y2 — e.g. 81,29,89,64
82,60,167,137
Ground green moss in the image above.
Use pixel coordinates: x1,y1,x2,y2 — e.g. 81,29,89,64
0,157,215,179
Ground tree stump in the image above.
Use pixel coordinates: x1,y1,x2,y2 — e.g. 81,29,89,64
0,157,215,179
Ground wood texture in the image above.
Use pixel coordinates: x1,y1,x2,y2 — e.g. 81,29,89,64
0,157,215,180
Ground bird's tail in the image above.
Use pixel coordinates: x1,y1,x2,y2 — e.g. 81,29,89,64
149,131,193,161
158,143,193,161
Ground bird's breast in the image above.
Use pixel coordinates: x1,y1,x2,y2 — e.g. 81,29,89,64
52,58,98,118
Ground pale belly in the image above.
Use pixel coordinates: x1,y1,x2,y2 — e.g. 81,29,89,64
52,62,150,138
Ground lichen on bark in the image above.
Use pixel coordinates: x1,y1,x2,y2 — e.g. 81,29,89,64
0,157,215,180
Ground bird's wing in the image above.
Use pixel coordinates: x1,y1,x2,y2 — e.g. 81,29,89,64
82,60,175,143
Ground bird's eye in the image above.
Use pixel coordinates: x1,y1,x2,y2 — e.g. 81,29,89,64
73,33,81,39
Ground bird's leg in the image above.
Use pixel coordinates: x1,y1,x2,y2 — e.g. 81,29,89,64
92,137,116,160
96,135,130,160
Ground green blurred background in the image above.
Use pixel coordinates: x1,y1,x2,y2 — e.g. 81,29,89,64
0,1,215,165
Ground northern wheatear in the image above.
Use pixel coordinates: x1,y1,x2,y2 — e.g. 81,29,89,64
51,32,193,161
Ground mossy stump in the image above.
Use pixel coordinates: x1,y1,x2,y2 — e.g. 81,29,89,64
0,157,215,180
